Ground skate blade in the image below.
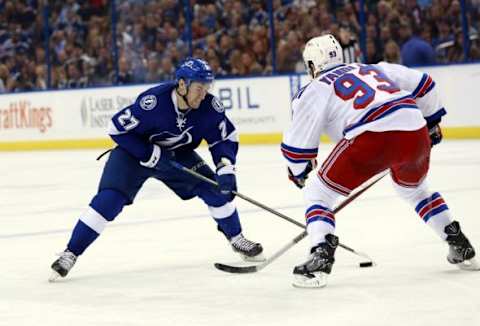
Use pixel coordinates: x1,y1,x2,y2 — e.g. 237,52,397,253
48,270,62,282
239,252,266,262
292,273,328,289
457,258,480,271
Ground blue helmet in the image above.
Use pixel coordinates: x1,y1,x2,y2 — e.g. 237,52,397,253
175,57,214,84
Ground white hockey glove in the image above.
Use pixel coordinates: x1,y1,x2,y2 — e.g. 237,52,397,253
139,144,175,169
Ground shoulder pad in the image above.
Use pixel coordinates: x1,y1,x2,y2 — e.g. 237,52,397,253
211,96,225,113
292,82,311,101
137,82,175,111
139,94,157,111
200,94,225,115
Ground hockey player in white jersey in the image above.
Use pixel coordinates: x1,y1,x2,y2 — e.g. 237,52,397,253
282,34,478,288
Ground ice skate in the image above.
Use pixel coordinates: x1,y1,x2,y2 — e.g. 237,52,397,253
292,234,338,288
444,221,480,271
230,233,265,262
49,250,77,282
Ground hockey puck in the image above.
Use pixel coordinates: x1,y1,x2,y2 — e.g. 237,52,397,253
359,262,373,268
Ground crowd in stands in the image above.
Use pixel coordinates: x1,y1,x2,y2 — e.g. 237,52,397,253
1,0,479,93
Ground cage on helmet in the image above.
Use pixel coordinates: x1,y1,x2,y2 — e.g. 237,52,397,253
175,58,214,85
303,34,344,78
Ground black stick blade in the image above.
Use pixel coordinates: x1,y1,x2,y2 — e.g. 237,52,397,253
214,263,259,274
359,261,374,268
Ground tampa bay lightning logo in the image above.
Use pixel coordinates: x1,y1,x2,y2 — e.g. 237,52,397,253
149,127,193,150
211,97,224,113
139,94,157,110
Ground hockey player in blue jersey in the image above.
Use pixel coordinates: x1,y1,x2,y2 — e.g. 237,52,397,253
49,58,264,281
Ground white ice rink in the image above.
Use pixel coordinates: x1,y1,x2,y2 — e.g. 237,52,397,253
1,141,479,326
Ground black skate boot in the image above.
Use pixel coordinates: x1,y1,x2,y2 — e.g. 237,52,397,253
292,234,339,288
230,233,265,262
444,221,479,270
49,250,77,282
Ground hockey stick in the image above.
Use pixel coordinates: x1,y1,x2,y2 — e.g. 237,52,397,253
214,171,388,274
170,161,306,229
171,161,384,264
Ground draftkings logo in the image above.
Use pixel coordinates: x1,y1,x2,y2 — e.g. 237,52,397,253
0,100,52,133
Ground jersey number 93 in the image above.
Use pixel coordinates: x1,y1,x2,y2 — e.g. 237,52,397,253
334,65,400,110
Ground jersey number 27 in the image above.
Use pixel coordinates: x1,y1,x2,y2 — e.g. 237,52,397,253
334,65,400,109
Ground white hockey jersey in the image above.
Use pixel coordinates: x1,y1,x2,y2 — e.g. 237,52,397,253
282,62,446,176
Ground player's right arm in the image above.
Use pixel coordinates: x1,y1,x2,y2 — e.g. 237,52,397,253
281,84,327,187
108,94,172,168
376,62,446,126
376,62,446,146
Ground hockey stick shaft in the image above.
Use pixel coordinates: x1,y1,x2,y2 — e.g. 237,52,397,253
170,161,305,228
215,171,387,273
255,230,308,273
172,161,385,257
215,230,308,273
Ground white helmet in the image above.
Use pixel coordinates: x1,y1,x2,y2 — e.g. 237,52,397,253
302,34,344,78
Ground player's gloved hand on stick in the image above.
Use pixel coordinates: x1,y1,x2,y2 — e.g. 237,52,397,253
140,144,176,170
288,159,317,189
215,158,237,201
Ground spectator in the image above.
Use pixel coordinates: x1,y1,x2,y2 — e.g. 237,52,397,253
0,63,9,93
65,61,88,88
337,24,362,63
34,64,47,90
229,49,244,75
2,0,479,93
365,39,383,63
383,39,402,63
208,55,228,76
446,28,480,62
241,51,263,75
399,21,436,66
52,65,67,89
217,34,234,71
116,56,134,85
158,56,176,81
144,54,161,83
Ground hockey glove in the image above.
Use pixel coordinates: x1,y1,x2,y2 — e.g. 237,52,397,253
139,144,175,170
428,124,443,147
287,159,317,189
215,158,237,201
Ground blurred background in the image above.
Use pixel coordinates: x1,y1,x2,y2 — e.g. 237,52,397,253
0,0,479,93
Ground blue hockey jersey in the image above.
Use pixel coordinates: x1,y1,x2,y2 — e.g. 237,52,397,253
108,82,238,166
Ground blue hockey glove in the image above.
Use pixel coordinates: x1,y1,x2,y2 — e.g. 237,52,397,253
139,144,175,170
428,124,442,147
426,118,443,147
288,159,317,189
215,159,237,201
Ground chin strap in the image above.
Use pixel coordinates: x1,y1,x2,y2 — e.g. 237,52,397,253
176,84,192,109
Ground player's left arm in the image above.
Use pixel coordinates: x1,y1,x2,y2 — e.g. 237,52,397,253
204,98,239,199
206,117,239,167
282,84,326,188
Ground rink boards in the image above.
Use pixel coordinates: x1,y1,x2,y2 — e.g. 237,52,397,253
0,63,479,151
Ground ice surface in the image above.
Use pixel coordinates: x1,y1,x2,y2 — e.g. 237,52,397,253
1,141,479,326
